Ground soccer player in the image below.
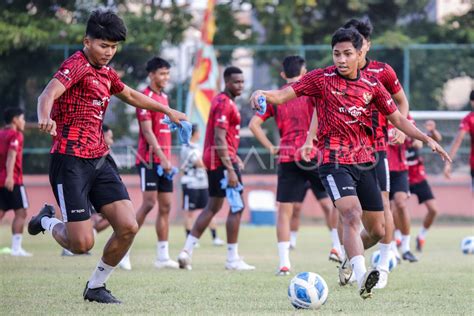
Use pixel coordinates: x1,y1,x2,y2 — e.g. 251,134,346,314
406,119,442,252
28,10,186,304
343,18,410,288
249,56,342,276
180,124,224,247
444,90,474,192
177,66,255,271
250,27,450,299
0,107,31,257
122,57,179,271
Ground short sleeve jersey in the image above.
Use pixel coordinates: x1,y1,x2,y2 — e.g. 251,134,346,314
459,112,474,170
203,92,241,170
51,51,125,158
291,66,397,165
361,59,403,152
0,128,24,186
256,84,318,163
386,125,408,172
404,116,426,184
135,87,171,165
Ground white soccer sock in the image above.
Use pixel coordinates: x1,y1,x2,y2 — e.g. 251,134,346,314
390,241,398,252
11,234,22,252
378,243,391,271
40,216,62,234
401,235,411,253
290,231,298,248
227,243,239,261
330,229,342,253
88,259,116,289
183,235,199,256
157,241,170,261
418,227,428,239
350,255,367,288
277,241,291,269
394,229,402,241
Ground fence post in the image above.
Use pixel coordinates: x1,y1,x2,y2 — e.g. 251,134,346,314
403,46,410,102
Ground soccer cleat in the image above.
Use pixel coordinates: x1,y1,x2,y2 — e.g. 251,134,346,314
28,204,55,235
329,248,342,264
289,244,296,250
212,237,225,246
177,251,192,270
154,258,179,269
225,257,256,271
118,253,132,271
338,257,353,286
402,251,418,263
11,248,32,257
83,282,121,304
61,249,74,256
374,269,389,289
276,266,291,276
416,236,425,252
359,269,380,299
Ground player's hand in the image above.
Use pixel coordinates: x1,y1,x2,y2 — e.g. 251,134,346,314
427,138,451,163
391,128,406,144
424,120,436,132
250,90,265,112
269,145,279,156
443,162,452,179
38,117,57,136
236,156,245,170
167,109,187,125
4,177,14,191
300,139,313,162
161,159,172,173
227,169,239,187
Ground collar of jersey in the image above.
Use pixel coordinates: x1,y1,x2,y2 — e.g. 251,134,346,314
335,68,361,81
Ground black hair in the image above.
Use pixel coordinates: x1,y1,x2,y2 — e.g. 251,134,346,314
223,66,243,82
4,107,24,124
146,57,171,73
86,10,127,42
331,27,363,50
343,18,373,39
102,124,111,133
282,55,306,78
470,90,474,101
191,123,199,136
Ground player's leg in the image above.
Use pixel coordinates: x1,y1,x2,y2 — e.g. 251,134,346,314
154,187,179,269
393,189,417,262
8,185,31,256
276,202,293,274
414,180,437,252
209,216,224,246
92,214,110,233
290,202,301,249
135,163,159,227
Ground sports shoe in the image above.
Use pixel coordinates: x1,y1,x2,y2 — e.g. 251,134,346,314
374,269,388,289
338,257,353,286
276,266,291,276
177,251,192,270
83,282,121,304
225,257,256,271
212,237,225,246
329,248,342,264
416,236,425,252
289,244,296,250
402,251,418,262
61,248,74,256
154,258,179,269
11,248,32,257
119,253,132,271
28,204,55,235
359,269,380,299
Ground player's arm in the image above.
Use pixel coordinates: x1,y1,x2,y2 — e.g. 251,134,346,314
250,86,296,111
411,139,423,149
443,129,467,179
214,127,239,187
139,120,171,171
425,120,442,142
390,89,410,144
248,116,278,155
116,85,186,124
4,149,16,191
301,108,318,162
37,78,66,136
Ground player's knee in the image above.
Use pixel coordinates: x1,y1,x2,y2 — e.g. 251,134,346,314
394,197,407,210
15,209,27,219
141,199,156,212
159,203,171,215
343,207,362,227
120,220,139,238
369,224,385,241
70,237,94,254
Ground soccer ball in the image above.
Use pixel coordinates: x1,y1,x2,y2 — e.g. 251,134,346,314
371,250,398,271
461,236,474,254
287,272,328,309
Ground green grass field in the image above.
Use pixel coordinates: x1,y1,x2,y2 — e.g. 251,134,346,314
1,224,473,315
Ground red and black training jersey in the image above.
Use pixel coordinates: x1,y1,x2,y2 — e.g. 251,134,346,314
50,51,125,158
203,92,241,170
459,112,474,170
291,66,397,165
406,138,426,185
387,125,408,172
256,84,318,163
0,128,24,186
361,59,402,152
135,87,171,165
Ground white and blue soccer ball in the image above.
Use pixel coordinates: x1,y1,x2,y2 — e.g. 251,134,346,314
371,250,398,271
461,236,474,254
287,272,328,309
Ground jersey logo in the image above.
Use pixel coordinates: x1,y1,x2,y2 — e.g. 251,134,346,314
331,90,345,96
10,139,19,147
324,72,337,77
217,115,227,123
367,68,383,73
363,92,373,105
361,78,377,87
395,79,399,85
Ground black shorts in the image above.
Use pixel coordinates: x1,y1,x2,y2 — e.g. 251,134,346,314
137,162,173,193
389,171,409,200
49,154,130,222
409,180,434,204
182,184,208,211
207,164,243,198
277,160,328,203
374,151,390,192
319,163,383,211
0,185,29,211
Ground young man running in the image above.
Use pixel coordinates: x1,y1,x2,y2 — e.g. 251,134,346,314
28,10,186,304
